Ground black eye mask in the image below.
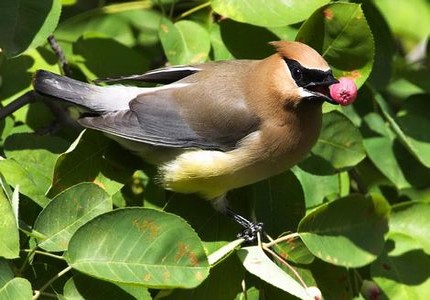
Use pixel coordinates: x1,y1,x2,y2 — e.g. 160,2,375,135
284,58,335,88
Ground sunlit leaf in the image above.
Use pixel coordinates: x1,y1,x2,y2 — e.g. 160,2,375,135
212,0,329,27
297,3,374,88
67,208,209,288
34,183,112,252
0,183,19,258
159,18,210,65
237,246,313,300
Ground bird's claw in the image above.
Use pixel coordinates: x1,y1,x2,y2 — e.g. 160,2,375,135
237,222,264,242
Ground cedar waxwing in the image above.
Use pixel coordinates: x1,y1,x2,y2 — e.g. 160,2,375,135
33,41,340,239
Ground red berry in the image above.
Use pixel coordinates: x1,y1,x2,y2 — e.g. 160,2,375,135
329,77,358,106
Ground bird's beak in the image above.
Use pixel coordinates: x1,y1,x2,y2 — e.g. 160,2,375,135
304,74,339,105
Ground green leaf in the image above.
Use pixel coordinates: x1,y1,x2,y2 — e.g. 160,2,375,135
361,0,395,90
34,183,112,252
373,0,430,49
389,202,430,254
299,194,389,267
297,3,374,88
63,274,151,300
293,166,344,208
0,185,19,258
364,137,411,189
0,0,61,57
0,278,32,299
273,236,315,265
67,208,209,288
56,3,159,48
211,0,329,27
50,130,132,197
0,133,69,206
375,93,430,168
219,19,279,59
253,171,305,236
163,255,244,300
237,246,312,300
371,233,430,299
0,259,14,287
159,18,210,65
72,36,149,80
312,111,366,171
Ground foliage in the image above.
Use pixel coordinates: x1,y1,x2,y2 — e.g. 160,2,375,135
0,0,429,299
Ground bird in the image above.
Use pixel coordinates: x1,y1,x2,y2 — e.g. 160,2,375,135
33,41,339,240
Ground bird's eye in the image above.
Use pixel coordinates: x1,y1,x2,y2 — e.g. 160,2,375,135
291,67,302,81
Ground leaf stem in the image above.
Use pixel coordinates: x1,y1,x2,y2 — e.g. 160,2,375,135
22,249,65,261
263,232,299,248
33,266,72,300
175,2,211,21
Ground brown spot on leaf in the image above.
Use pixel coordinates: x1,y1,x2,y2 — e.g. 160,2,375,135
196,271,204,281
323,8,334,20
163,271,171,281
188,251,200,267
342,70,361,80
382,263,391,270
160,24,169,33
175,242,189,262
132,219,160,238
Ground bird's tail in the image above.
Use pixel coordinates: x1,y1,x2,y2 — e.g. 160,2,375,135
32,70,143,112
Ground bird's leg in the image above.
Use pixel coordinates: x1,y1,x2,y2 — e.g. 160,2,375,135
212,195,264,243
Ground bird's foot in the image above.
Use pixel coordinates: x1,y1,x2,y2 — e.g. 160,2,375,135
225,208,264,243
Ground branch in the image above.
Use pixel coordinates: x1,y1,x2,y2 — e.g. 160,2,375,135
0,91,36,120
47,35,72,76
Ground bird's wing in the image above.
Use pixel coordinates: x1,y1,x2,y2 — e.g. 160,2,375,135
94,65,202,85
80,60,261,151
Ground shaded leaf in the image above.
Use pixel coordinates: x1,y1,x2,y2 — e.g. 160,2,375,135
312,111,366,171
63,274,151,300
371,233,430,299
212,0,329,27
273,236,315,265
67,208,209,288
219,19,279,59
72,36,149,80
50,130,132,197
163,255,244,300
297,2,374,88
299,194,389,267
0,0,61,57
34,183,112,252
375,93,430,168
159,18,210,65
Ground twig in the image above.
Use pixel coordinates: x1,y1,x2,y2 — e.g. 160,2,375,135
349,168,368,194
47,35,72,76
175,2,211,21
0,91,36,120
33,266,72,300
262,244,308,289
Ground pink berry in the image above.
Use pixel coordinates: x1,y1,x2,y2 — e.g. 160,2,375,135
329,77,358,106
